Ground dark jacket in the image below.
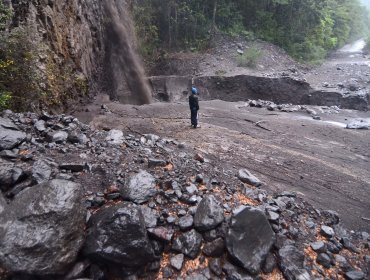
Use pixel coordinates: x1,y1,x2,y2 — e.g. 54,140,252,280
189,94,199,111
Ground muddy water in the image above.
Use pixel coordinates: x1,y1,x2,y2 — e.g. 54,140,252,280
103,1,152,105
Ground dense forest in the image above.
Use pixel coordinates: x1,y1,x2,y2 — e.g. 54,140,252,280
131,0,370,61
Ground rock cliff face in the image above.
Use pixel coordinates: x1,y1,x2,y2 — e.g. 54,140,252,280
6,0,151,110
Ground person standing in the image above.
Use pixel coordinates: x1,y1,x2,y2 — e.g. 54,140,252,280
189,87,199,128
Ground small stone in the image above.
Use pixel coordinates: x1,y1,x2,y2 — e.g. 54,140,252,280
51,131,68,143
170,254,184,271
237,169,261,187
194,153,205,163
321,225,335,238
186,184,198,195
148,227,174,242
310,241,326,253
178,215,194,231
345,271,365,280
202,238,225,257
209,258,222,276
148,158,167,168
317,253,332,268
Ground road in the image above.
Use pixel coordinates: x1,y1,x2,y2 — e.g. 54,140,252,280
74,99,370,232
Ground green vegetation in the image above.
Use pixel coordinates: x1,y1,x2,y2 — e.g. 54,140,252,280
131,0,370,62
237,46,262,67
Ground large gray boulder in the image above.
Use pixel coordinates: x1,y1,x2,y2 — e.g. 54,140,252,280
0,179,86,275
0,117,26,151
226,207,275,275
120,170,157,204
194,195,224,232
83,202,155,267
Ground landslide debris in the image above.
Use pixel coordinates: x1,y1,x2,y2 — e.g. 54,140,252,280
0,110,369,279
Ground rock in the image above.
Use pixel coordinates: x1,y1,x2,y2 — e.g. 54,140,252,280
141,205,158,228
226,207,275,275
222,261,254,280
34,120,46,132
194,153,205,163
267,211,280,223
209,258,223,276
237,49,244,55
148,227,174,242
83,202,155,267
0,117,19,130
278,245,307,280
148,158,167,168
0,118,26,151
178,215,194,231
50,131,68,143
105,129,124,144
317,253,332,268
0,193,6,214
345,271,365,280
120,170,157,204
170,254,184,271
322,210,340,225
59,163,86,172
32,159,52,184
0,180,86,275
346,119,370,130
0,163,24,192
186,184,198,195
237,169,261,187
172,229,202,259
262,253,277,274
0,149,18,159
202,238,225,257
321,225,335,238
310,241,326,253
194,195,224,232
64,261,90,280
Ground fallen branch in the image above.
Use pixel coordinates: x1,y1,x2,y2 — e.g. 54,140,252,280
244,119,272,132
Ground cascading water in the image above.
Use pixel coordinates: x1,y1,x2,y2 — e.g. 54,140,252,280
103,0,152,105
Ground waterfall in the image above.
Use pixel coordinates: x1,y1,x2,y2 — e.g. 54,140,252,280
103,0,152,105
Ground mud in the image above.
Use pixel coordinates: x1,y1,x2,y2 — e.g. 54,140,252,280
73,99,370,232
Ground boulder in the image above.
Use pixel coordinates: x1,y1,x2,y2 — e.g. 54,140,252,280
120,170,157,204
83,202,155,267
237,169,261,187
0,179,86,275
226,207,275,275
346,119,370,130
194,195,224,232
0,118,26,151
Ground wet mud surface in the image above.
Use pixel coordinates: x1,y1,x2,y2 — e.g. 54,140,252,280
74,99,370,232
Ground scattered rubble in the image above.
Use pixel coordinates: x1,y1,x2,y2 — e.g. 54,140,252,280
0,110,368,279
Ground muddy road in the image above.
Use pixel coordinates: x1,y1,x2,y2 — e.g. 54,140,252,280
74,99,370,232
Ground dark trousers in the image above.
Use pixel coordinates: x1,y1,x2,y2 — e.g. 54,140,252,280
190,109,198,126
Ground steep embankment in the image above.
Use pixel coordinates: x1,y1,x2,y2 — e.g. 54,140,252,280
148,37,370,111
6,0,150,109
